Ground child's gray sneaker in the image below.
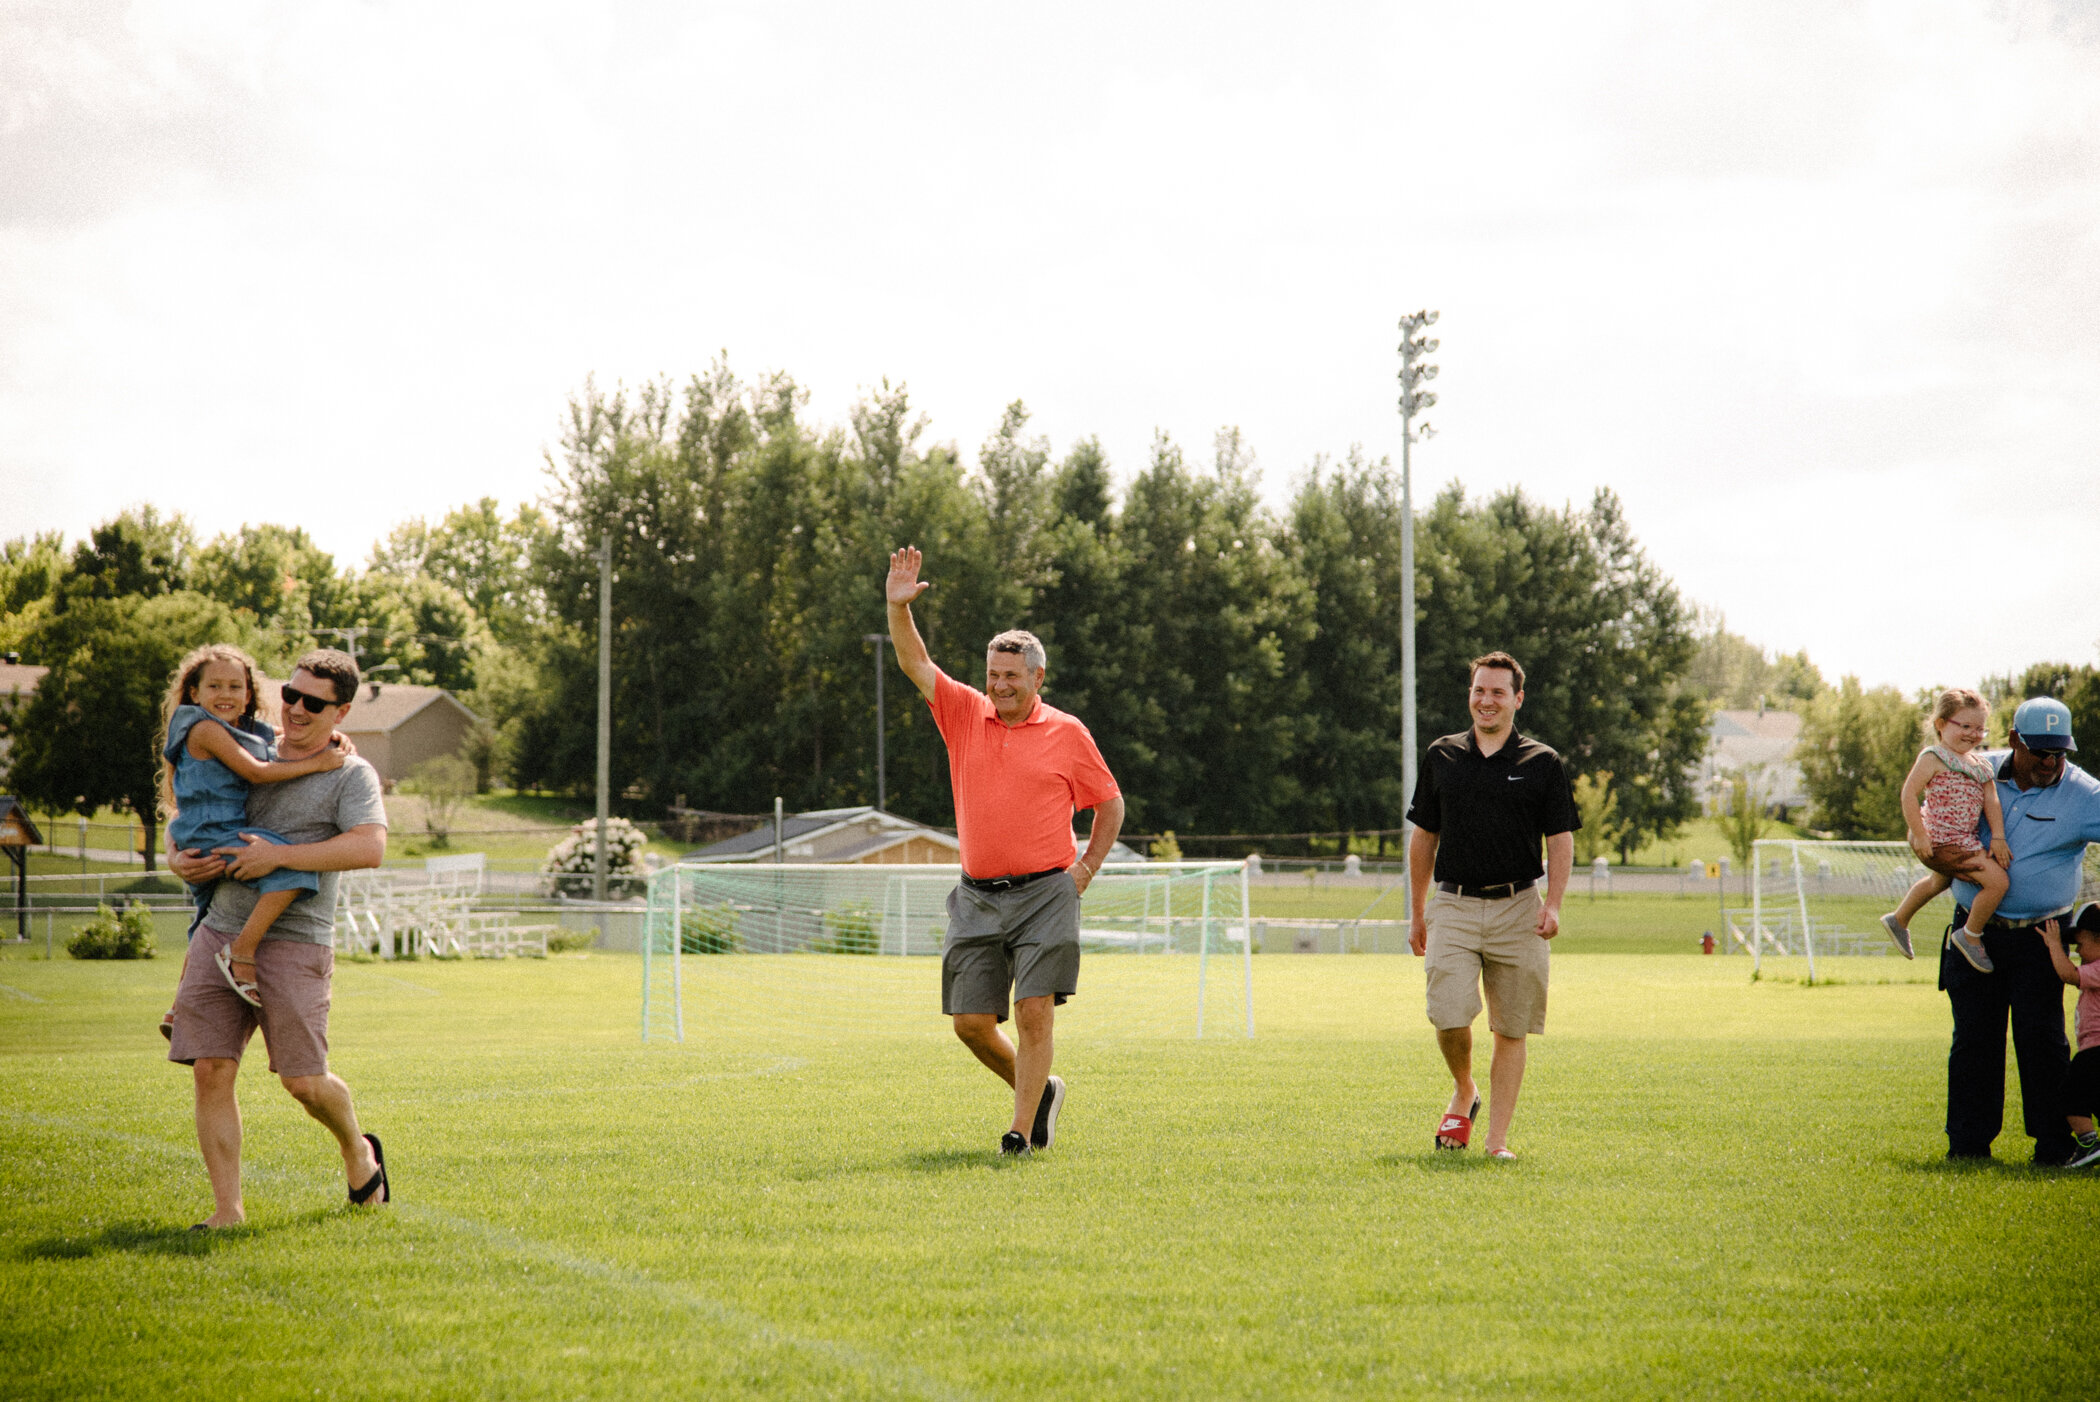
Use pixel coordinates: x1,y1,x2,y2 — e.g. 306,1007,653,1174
1952,929,1994,974
1879,914,1914,959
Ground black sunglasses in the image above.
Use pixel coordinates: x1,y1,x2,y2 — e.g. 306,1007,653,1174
280,683,340,714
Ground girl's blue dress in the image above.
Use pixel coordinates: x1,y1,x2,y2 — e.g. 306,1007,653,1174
164,705,320,929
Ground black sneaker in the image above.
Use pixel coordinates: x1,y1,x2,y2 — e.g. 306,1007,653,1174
999,1131,1031,1158
1032,1075,1066,1150
2069,1135,2100,1170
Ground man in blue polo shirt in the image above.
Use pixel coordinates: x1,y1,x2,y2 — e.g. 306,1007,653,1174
1942,696,2100,1165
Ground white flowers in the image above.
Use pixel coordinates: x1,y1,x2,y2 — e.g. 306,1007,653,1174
542,817,648,897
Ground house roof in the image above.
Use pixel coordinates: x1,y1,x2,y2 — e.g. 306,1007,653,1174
336,682,481,736
685,804,1143,865
0,662,48,697
686,806,954,863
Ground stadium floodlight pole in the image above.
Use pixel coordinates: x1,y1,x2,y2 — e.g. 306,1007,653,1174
863,633,888,812
1396,310,1440,837
594,532,612,906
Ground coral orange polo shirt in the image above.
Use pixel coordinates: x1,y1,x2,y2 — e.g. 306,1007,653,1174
928,668,1121,880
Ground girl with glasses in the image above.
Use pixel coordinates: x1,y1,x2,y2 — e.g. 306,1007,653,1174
1881,688,2011,971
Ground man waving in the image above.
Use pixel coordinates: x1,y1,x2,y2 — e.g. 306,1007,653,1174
886,545,1125,1158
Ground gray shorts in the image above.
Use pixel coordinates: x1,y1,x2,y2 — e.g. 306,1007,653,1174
167,924,334,1078
941,871,1081,1021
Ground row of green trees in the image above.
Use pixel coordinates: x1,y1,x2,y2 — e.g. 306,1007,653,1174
13,359,2089,858
506,367,1711,854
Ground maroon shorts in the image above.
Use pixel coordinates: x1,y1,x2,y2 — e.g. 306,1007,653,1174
166,925,334,1078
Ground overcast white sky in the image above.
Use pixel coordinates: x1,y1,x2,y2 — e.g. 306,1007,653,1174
4,0,2097,693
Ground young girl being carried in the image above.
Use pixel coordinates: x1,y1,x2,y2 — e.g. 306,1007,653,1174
157,644,343,1034
1880,687,2010,971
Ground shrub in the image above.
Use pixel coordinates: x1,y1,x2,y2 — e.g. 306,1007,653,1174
541,817,648,898
815,903,879,955
545,928,598,953
67,903,157,960
400,753,478,847
680,903,745,954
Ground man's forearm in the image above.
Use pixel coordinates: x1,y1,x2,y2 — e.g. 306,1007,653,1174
1543,832,1574,909
1408,827,1439,918
887,601,938,698
258,826,387,873
1080,797,1126,871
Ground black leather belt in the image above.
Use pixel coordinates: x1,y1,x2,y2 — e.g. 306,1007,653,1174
961,868,1065,893
1437,879,1536,901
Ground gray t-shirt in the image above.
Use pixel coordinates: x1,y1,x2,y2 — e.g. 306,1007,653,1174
203,755,388,945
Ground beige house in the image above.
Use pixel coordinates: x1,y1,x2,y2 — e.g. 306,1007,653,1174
1700,706,1808,818
334,681,482,790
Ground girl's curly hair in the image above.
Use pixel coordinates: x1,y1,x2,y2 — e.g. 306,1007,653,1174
158,644,263,820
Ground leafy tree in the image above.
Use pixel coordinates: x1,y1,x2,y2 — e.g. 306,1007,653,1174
1413,486,1706,860
8,592,257,870
1795,678,1921,838
1720,765,1771,873
1281,449,1411,840
337,572,488,692
1100,429,1314,832
0,531,67,617
1683,613,1827,710
371,498,552,649
400,754,477,846
1571,771,1625,865
57,508,194,608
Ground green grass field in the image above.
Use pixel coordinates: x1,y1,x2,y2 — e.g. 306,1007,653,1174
2,928,2091,1401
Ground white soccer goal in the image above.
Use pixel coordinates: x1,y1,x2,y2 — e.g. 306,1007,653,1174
1742,839,1944,982
639,861,1254,1044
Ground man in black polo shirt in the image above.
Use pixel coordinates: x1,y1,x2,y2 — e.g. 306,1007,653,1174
1407,651,1578,1160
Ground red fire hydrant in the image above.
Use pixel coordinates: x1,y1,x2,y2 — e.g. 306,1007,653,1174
1701,930,1716,955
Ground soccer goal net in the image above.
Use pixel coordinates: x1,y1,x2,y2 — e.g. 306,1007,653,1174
639,861,1253,1044
1741,839,1948,980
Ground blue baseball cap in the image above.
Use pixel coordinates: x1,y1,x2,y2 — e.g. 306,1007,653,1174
2012,696,2077,752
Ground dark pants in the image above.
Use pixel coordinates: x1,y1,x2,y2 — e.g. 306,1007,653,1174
1939,910,2075,1163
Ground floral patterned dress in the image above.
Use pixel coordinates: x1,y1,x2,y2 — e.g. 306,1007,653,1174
1921,744,1994,853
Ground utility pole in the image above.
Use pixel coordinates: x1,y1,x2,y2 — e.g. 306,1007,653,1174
594,532,612,904
863,633,888,812
1396,310,1440,835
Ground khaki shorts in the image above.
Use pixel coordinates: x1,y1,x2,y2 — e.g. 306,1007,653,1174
1423,890,1550,1037
166,925,334,1078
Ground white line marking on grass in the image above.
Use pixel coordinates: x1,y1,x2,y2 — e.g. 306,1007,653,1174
0,984,47,1002
402,1205,986,1401
3,1106,980,1401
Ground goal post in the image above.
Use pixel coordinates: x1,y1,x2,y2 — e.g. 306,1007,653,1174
1747,838,1946,982
640,860,1254,1044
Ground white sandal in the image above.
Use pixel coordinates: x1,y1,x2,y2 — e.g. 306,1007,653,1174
214,948,261,1007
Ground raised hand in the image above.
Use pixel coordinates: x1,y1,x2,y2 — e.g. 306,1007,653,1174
887,546,932,606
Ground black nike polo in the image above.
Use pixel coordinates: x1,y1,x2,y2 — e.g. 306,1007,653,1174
1406,728,1580,888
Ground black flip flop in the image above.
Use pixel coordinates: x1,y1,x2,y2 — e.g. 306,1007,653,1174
349,1132,389,1205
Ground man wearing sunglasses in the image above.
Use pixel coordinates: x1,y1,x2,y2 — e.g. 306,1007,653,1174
166,649,390,1225
1942,697,2100,1166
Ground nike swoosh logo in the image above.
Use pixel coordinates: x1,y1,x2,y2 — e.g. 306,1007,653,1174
1506,776,1524,781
